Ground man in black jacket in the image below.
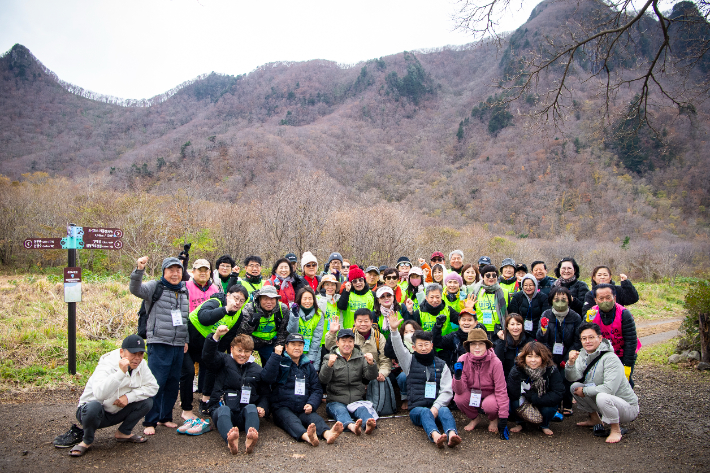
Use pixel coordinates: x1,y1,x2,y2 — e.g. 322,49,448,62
261,334,344,446
203,327,267,454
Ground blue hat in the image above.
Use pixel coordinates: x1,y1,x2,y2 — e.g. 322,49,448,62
477,256,492,266
337,329,355,340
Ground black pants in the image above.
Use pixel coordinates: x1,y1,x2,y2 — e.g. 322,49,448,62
272,407,329,440
212,404,259,443
76,399,153,445
180,351,216,410
562,377,573,410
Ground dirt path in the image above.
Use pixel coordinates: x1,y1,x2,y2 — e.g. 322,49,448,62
637,317,684,346
0,365,708,473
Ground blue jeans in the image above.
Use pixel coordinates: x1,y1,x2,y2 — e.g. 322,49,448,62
396,371,408,400
511,399,558,429
409,406,458,442
326,401,373,429
144,343,184,426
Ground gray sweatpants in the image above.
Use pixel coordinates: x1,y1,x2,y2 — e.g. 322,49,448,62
570,382,639,425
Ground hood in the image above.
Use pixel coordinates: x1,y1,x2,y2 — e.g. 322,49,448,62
521,273,538,293
465,347,495,364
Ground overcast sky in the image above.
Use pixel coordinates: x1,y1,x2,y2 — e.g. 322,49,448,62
0,0,536,100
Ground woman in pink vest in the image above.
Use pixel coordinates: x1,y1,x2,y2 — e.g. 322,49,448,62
182,259,221,420
585,284,641,387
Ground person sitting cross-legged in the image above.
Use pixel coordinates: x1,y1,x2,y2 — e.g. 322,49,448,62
54,335,158,457
388,311,462,448
261,333,344,446
202,327,268,454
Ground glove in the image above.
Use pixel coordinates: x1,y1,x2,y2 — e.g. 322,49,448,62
183,243,192,252
290,302,298,311
624,365,632,380
498,419,509,440
435,314,447,326
454,362,463,380
178,251,188,262
540,317,549,332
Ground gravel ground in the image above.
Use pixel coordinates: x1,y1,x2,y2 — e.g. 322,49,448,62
1,365,708,473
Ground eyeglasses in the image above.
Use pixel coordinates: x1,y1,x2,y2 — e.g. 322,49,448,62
484,273,497,278
304,263,317,268
384,276,398,281
580,336,599,342
431,257,444,262
246,264,261,269
218,264,232,269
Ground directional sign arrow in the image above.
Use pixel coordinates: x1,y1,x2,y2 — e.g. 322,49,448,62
23,238,63,249
83,227,123,238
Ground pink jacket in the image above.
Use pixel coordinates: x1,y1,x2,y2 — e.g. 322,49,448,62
453,348,509,418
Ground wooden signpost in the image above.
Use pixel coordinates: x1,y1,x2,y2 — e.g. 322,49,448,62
24,223,123,374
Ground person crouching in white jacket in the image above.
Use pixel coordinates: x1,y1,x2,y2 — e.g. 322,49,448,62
63,335,159,456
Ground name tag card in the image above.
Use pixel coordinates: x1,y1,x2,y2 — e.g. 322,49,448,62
240,387,251,404
469,389,482,407
295,378,306,396
171,309,183,326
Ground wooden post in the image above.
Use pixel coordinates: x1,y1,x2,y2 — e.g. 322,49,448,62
699,312,710,363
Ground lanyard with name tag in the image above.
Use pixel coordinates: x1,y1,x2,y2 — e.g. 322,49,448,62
524,320,533,331
171,309,183,326
481,311,493,325
295,378,306,396
303,338,311,353
553,342,564,355
584,382,596,388
425,381,437,399
240,387,251,404
469,389,482,407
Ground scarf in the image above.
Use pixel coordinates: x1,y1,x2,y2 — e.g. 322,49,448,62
499,275,516,285
413,351,435,366
554,275,577,287
160,277,183,292
551,307,569,324
481,283,507,325
218,273,230,282
301,305,314,316
523,365,547,396
245,273,262,284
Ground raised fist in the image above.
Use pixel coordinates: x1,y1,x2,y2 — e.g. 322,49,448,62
328,354,337,367
274,345,284,356
136,256,148,270
435,314,447,325
215,325,229,338
364,353,374,365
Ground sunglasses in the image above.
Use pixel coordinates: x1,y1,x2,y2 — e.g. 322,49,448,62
304,263,317,268
384,276,398,281
484,273,497,278
342,265,350,269
352,278,365,283
431,257,444,262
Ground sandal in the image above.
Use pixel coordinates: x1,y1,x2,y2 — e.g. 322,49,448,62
116,434,147,443
562,408,574,416
69,444,89,457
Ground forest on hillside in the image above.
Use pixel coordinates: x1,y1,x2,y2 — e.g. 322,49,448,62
0,0,708,277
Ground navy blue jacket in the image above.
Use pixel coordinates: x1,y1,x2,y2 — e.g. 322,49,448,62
261,351,322,414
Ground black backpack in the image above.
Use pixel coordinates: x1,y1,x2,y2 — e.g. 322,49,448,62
137,281,165,339
366,377,397,416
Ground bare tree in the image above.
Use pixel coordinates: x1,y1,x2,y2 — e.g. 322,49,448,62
453,0,710,130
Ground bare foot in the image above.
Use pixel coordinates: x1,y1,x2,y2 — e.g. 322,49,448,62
350,418,362,436
577,413,602,427
401,401,408,410
576,420,596,427
448,433,462,447
606,425,623,444
143,426,155,436
541,427,554,436
432,432,446,448
227,427,239,454
510,424,523,433
306,423,319,446
365,418,376,435
181,411,197,421
325,422,344,444
158,421,178,429
488,422,498,434
464,417,481,431
245,427,258,453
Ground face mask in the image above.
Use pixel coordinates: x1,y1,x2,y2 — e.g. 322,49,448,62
553,301,568,312
598,300,615,312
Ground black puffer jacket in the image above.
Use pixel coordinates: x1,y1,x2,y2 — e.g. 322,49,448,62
494,332,534,380
432,323,486,372
261,351,322,414
508,291,550,338
555,279,589,315
582,280,639,314
188,293,244,356
535,309,582,367
507,364,564,408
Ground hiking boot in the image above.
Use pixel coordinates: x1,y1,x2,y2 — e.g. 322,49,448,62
53,424,84,448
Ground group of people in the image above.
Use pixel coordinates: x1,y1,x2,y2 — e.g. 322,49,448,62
53,248,642,457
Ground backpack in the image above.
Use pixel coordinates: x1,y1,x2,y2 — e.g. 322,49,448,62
137,281,165,339
366,376,397,416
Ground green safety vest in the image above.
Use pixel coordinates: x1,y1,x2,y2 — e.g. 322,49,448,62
419,308,456,335
252,304,283,341
397,280,409,294
317,295,341,346
499,280,516,303
475,289,503,332
404,289,421,313
298,312,322,353
377,310,403,339
342,291,374,329
188,298,243,339
239,278,263,301
443,290,464,313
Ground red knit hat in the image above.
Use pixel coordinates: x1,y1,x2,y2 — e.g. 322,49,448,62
348,264,366,282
